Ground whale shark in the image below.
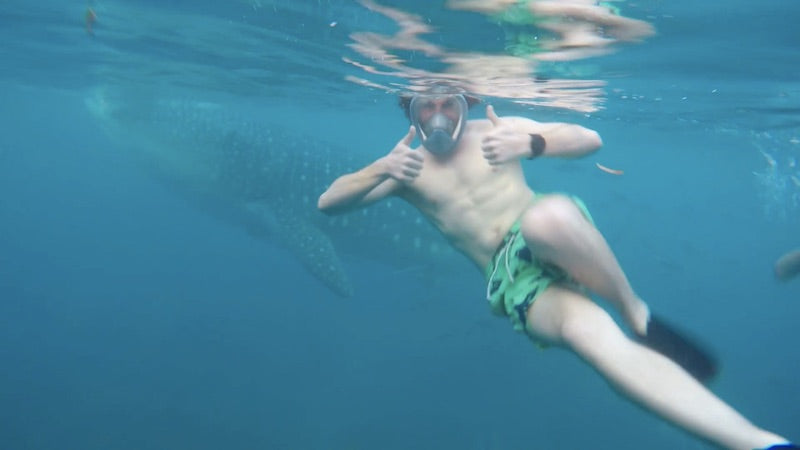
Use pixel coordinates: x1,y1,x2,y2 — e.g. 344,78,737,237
86,86,459,297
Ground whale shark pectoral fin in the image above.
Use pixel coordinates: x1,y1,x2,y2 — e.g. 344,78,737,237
272,212,354,298
244,202,353,297
242,201,279,237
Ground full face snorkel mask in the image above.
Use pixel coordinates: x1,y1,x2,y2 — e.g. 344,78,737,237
409,93,468,155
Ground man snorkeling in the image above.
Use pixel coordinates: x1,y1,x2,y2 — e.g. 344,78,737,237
318,85,796,449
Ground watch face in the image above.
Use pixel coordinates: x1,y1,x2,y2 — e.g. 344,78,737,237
529,133,545,158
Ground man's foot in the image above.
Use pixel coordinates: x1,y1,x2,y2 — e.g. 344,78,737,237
623,296,650,336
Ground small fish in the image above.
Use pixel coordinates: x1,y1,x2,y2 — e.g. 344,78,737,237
85,7,97,35
596,162,624,175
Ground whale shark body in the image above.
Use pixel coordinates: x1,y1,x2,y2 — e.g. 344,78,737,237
86,86,458,297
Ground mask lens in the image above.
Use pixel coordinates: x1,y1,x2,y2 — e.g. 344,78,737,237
440,97,462,119
415,99,437,121
409,93,468,154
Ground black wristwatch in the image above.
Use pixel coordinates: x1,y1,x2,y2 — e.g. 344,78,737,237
528,133,546,159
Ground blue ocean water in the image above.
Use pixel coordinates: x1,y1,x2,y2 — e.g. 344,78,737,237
0,1,798,449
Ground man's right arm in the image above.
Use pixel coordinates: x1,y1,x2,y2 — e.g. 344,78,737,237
317,160,401,215
318,126,420,216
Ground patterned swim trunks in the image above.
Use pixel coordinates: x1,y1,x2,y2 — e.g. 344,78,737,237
484,195,594,334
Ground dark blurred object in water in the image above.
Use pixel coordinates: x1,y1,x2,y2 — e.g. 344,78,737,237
774,248,800,282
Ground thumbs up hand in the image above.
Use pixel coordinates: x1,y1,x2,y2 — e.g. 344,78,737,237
383,126,424,183
481,105,532,166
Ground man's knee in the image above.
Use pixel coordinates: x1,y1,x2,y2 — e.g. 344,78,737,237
527,286,623,354
555,298,626,358
520,194,585,245
560,308,618,352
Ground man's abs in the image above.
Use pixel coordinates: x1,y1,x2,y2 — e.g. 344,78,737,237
410,182,535,269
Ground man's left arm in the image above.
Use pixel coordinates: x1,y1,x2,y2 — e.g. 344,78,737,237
482,105,601,166
515,118,602,159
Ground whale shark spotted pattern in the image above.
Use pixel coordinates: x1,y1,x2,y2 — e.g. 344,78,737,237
87,86,458,296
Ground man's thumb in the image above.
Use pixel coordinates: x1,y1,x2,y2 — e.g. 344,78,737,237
487,105,500,126
401,125,416,145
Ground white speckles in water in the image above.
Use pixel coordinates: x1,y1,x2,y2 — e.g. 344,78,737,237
302,195,309,204
300,174,306,181
414,217,422,225
753,135,800,221
386,201,393,209
761,149,777,168
392,234,400,242
341,217,349,227
361,209,369,216
413,237,421,249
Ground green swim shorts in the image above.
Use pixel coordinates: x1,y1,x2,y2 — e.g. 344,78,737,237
484,195,594,335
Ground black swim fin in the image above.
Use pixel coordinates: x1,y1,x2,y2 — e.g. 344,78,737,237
637,314,719,384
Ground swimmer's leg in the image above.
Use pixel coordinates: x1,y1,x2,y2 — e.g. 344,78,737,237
519,194,648,334
525,285,790,450
519,194,718,382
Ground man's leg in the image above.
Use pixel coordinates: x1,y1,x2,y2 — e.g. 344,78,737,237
526,285,789,450
519,194,649,334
